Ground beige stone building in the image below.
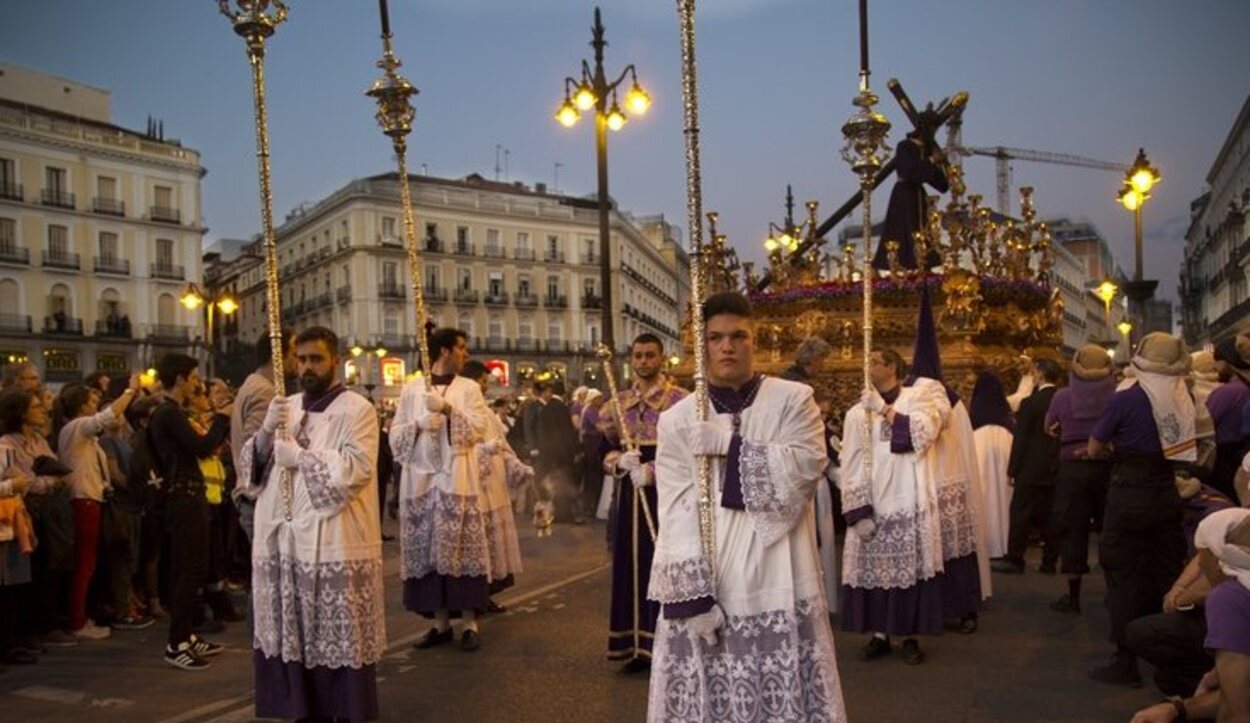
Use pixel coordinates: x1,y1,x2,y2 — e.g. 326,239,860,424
218,172,689,393
0,64,206,382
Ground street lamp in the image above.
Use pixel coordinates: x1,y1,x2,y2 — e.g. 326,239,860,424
1117,319,1133,358
180,282,238,377
1095,278,1118,334
554,7,650,360
1117,148,1160,346
349,343,389,397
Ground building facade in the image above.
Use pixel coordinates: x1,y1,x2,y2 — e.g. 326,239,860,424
1181,95,1250,346
218,172,689,393
0,64,206,382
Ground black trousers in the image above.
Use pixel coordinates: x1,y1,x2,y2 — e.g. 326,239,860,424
1050,460,1111,575
1123,610,1211,697
1006,484,1058,567
165,490,210,646
1098,459,1185,648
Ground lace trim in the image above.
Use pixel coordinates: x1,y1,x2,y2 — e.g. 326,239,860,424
252,556,386,669
301,452,348,514
400,490,491,580
842,506,944,589
648,597,846,723
936,476,977,561
909,412,937,453
739,440,807,547
449,409,479,449
390,420,418,463
503,455,532,492
649,556,715,604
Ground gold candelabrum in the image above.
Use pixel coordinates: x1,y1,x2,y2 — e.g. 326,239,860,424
217,0,293,520
702,212,742,296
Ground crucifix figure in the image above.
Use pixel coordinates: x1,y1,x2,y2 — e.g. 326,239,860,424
873,102,949,271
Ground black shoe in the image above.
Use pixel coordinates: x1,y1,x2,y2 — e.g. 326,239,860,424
958,614,978,635
1049,594,1081,615
1039,561,1057,575
619,657,651,675
164,642,211,671
460,629,481,652
414,627,454,650
859,636,892,661
1088,655,1142,687
485,600,507,614
991,559,1024,574
901,638,926,665
189,634,224,658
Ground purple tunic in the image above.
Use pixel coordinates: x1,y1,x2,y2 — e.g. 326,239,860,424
1046,376,1117,462
1090,386,1163,458
1205,580,1250,656
255,651,379,723
1207,380,1250,445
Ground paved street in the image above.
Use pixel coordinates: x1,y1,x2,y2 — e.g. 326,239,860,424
2,517,1159,722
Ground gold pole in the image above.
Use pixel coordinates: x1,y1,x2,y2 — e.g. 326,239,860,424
595,344,657,542
218,0,292,520
675,0,715,574
367,1,434,392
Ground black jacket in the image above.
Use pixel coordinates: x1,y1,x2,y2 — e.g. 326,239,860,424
536,397,578,469
148,400,230,491
1007,385,1059,486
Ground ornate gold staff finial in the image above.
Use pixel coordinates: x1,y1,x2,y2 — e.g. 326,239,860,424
367,0,435,396
595,343,657,541
218,0,292,519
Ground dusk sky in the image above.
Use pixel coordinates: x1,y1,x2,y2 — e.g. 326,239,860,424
4,0,1248,303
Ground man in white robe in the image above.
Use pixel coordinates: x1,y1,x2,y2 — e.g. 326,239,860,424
240,326,386,723
647,292,846,722
391,328,493,652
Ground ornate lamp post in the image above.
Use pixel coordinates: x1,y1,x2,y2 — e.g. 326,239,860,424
1118,148,1161,345
349,343,389,398
554,7,651,363
180,282,238,378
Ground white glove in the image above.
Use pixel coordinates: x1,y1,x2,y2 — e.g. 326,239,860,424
690,421,733,457
480,439,499,455
852,518,877,541
419,412,446,433
686,604,726,647
617,449,643,473
629,465,652,488
424,392,447,413
262,396,289,434
860,388,887,414
274,438,304,470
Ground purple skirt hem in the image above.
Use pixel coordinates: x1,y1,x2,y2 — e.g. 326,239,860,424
403,572,490,616
253,650,378,723
839,553,981,636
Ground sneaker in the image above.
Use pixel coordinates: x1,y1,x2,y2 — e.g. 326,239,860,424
42,630,79,648
114,615,156,631
859,635,892,661
73,621,111,641
188,634,224,658
164,642,210,671
901,638,927,665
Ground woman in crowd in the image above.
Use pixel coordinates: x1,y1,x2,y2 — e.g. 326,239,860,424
185,381,240,629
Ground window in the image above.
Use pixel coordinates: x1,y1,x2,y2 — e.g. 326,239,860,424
98,232,118,261
488,271,503,297
458,268,472,290
48,225,69,255
45,167,66,192
518,317,533,342
155,238,174,267
154,185,172,209
546,276,559,299
488,315,503,340
485,229,500,252
426,267,440,290
547,320,562,342
342,265,351,286
458,313,473,336
583,277,596,297
382,216,396,238
547,234,560,253
587,323,600,345
425,222,438,241
0,218,14,251
97,176,117,200
457,226,469,250
516,231,530,250
518,274,531,297
0,158,13,186
382,261,398,287
384,312,398,336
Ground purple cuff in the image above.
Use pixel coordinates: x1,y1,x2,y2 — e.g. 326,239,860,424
844,505,874,525
720,434,745,510
663,596,715,620
890,412,915,453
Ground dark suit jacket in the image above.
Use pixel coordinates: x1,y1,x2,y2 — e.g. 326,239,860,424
1007,385,1060,486
537,397,579,470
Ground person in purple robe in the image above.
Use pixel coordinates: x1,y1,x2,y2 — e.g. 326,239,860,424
1207,337,1250,500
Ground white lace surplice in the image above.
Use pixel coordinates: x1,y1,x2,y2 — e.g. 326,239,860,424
477,412,526,579
241,390,386,669
972,424,1013,560
390,376,493,582
941,400,993,598
647,378,846,723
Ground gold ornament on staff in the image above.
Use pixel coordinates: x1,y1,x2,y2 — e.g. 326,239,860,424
367,0,435,394
595,344,657,542
675,0,716,575
218,0,294,520
841,0,891,487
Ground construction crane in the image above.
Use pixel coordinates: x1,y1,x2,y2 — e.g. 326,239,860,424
959,145,1126,216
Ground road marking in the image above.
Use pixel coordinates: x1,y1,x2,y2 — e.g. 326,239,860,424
169,562,611,723
13,686,87,705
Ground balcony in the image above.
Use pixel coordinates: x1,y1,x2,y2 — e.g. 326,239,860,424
483,245,505,259
0,181,23,202
581,252,599,265
515,338,537,352
0,245,30,265
426,287,448,303
454,289,479,304
94,256,130,275
40,189,75,209
544,294,568,308
379,284,406,300
42,250,81,270
453,243,475,256
337,285,352,303
319,247,331,261
514,248,535,261
309,292,334,310
94,320,130,339
0,314,32,334
515,293,538,308
150,262,185,280
484,291,510,306
581,294,602,309
43,315,83,335
150,206,182,224
543,249,565,263
92,197,126,216
148,324,190,342
424,238,444,253
481,337,508,353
